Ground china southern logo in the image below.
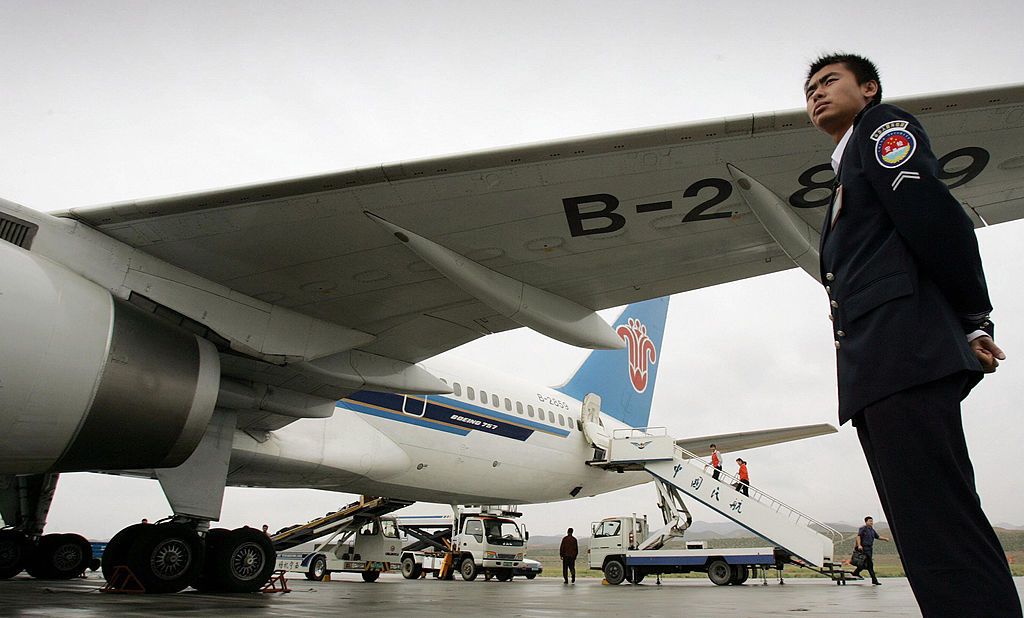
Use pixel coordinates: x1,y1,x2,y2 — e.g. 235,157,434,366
616,317,657,393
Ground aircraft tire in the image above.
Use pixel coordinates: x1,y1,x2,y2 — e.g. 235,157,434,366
306,555,327,581
459,557,478,581
29,533,92,579
127,523,204,593
0,530,32,579
400,556,421,579
192,528,231,591
361,570,380,582
204,527,275,593
707,559,733,586
604,559,626,585
102,523,148,583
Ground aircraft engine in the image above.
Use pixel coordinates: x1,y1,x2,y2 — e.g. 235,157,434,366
0,243,220,474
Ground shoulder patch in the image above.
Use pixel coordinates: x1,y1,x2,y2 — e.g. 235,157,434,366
871,120,916,169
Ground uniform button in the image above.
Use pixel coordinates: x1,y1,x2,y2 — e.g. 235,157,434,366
828,314,834,322
830,300,839,308
825,286,831,294
825,272,835,281
837,330,846,337
834,340,841,349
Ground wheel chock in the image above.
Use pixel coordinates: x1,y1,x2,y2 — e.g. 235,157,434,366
100,565,146,594
261,569,291,593
601,578,609,585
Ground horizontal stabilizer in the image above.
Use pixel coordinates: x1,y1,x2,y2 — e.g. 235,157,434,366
674,423,837,457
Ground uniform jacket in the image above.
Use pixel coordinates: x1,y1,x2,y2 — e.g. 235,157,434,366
820,102,992,424
559,535,579,559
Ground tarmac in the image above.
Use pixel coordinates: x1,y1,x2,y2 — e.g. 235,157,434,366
2,571,1023,617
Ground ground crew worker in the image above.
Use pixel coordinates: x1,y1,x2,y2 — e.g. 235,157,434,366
852,516,888,585
559,527,578,584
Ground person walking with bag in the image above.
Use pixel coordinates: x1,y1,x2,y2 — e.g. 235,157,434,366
852,516,888,585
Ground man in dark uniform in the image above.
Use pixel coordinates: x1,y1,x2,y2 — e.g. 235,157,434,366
851,516,888,585
804,53,1021,616
559,527,578,584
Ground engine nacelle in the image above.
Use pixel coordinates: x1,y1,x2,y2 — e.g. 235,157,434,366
0,242,220,474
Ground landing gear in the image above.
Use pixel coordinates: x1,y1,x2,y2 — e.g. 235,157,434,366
103,524,275,593
0,530,32,579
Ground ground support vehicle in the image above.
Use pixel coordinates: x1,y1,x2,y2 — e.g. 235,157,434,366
513,558,542,579
398,507,528,582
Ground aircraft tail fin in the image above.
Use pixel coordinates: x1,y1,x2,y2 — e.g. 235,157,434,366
554,297,670,428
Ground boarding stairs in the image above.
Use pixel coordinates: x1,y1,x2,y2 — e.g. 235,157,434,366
270,496,414,551
592,427,841,568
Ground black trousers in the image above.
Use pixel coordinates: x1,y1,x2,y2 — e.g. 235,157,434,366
855,373,1021,617
852,551,878,583
562,557,575,582
712,465,722,481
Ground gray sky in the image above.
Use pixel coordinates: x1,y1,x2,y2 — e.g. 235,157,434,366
2,0,1023,539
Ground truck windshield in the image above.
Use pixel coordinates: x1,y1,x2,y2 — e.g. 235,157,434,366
484,519,522,543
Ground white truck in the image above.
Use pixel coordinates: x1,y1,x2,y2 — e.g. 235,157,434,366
275,514,402,582
589,514,782,586
399,507,528,582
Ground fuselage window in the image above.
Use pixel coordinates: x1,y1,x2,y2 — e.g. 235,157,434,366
453,382,462,397
558,413,565,426
548,411,555,423
527,405,535,418
504,397,512,411
404,396,425,417
516,401,523,415
467,386,475,400
480,390,488,404
492,394,500,408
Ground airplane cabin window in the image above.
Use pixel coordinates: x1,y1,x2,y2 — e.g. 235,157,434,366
538,408,544,422
558,414,565,426
491,394,499,408
527,405,535,418
467,386,475,400
480,390,488,404
504,397,512,411
453,383,462,396
516,402,523,415
548,411,555,423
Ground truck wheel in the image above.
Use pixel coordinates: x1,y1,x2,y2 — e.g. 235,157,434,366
460,558,478,581
495,569,512,582
361,570,380,582
401,556,422,580
707,559,733,586
306,555,327,581
626,568,646,584
730,566,749,585
525,573,537,580
604,559,626,585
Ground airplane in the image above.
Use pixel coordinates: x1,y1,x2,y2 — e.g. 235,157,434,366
1,82,1022,593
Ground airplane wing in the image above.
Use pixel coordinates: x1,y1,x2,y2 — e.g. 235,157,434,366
674,423,838,458
50,84,1024,430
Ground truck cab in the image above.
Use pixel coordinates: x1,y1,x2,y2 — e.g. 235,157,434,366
589,516,647,571
454,511,526,581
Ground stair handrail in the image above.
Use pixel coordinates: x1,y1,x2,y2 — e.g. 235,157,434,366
673,445,842,541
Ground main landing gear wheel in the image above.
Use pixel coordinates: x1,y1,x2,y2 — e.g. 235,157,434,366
31,533,92,579
361,570,380,582
401,556,422,580
306,555,327,581
102,523,148,583
604,559,626,585
0,530,32,579
707,559,734,586
459,558,478,581
202,527,275,593
128,523,204,594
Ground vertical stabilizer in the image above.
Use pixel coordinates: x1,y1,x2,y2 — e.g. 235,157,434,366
554,297,670,427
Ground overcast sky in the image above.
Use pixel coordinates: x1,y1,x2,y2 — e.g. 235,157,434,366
2,1,1023,539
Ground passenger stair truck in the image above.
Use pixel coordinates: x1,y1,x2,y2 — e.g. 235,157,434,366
588,426,844,585
398,506,528,582
273,497,412,582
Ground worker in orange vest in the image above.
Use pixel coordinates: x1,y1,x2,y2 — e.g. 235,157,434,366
709,444,722,481
735,458,750,496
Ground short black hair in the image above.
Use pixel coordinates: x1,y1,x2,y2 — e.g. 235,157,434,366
806,53,882,103
864,516,874,522
710,443,716,449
